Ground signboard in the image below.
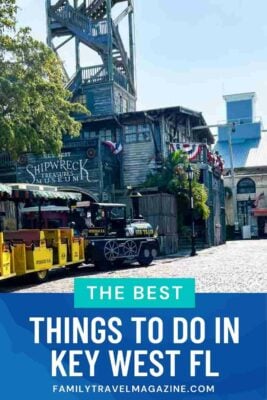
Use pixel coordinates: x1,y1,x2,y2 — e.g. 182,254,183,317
16,140,101,194
0,289,265,400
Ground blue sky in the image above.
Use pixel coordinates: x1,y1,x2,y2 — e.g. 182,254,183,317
17,0,267,128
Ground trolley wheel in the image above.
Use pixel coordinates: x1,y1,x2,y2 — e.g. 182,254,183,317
104,240,120,261
137,246,154,266
123,240,138,258
34,269,49,283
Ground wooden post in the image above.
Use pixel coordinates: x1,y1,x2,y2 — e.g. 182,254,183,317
106,0,113,82
74,0,81,72
98,137,104,201
128,0,135,88
38,199,42,230
46,0,52,47
15,201,19,230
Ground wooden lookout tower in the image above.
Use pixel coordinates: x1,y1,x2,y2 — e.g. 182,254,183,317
46,0,136,116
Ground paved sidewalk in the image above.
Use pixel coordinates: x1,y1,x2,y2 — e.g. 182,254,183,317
1,239,266,293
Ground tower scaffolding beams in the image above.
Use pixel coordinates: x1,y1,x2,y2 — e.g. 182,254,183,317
46,0,136,115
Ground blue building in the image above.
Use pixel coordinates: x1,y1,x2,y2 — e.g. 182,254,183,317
216,92,267,238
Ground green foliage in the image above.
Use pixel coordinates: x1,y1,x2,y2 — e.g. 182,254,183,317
192,180,210,220
144,151,210,222
144,150,189,191
0,0,88,158
0,0,16,31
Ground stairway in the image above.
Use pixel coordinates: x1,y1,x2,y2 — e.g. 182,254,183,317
49,0,136,102
49,1,108,52
66,69,82,93
50,0,134,93
80,0,125,19
112,21,134,91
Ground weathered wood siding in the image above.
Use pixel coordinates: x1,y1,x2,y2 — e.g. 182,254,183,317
139,193,177,216
139,193,179,255
116,192,179,255
114,84,136,113
123,141,155,187
158,234,179,255
85,83,113,116
139,193,177,235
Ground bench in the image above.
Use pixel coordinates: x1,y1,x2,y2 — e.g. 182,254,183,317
4,230,46,247
43,229,67,266
60,228,82,262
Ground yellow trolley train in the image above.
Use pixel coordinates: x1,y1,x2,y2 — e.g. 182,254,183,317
0,228,85,282
0,183,85,282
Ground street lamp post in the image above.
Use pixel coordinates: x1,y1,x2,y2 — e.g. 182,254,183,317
187,165,197,257
228,122,239,233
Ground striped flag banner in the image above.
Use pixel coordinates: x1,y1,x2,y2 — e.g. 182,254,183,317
169,143,201,161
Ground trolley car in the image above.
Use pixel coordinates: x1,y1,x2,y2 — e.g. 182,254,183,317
1,228,84,282
0,183,85,282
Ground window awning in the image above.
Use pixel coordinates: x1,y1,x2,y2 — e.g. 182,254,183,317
7,184,82,201
30,190,81,201
252,209,267,217
0,184,12,196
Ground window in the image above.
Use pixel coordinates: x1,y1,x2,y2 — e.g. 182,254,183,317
237,178,256,194
83,131,96,139
125,124,151,144
99,129,113,142
125,125,136,134
107,207,125,220
74,94,87,106
83,129,116,141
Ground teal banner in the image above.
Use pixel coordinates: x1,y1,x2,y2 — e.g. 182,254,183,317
74,278,195,308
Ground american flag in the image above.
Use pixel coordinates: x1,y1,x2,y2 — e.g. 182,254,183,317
102,141,123,155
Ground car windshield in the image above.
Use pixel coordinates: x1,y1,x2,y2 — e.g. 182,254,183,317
107,207,125,220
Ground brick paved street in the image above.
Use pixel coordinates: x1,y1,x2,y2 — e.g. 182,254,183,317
1,240,266,293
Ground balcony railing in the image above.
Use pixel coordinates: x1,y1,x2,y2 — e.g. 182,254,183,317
67,64,128,92
81,65,109,84
113,67,127,90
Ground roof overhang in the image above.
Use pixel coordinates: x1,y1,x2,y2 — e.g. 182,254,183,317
82,106,214,143
223,92,256,102
7,183,81,201
20,206,70,213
